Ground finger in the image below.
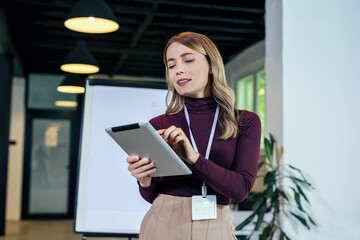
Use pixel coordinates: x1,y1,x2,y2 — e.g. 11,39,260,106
126,155,140,164
172,135,186,145
157,129,165,135
163,125,178,141
168,128,184,144
128,157,150,171
157,129,166,139
132,161,156,177
136,167,157,179
173,135,194,153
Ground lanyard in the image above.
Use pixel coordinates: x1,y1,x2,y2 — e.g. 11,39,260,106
184,104,220,197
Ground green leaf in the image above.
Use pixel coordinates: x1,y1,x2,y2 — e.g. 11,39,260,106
290,212,310,229
289,164,309,183
258,160,265,170
280,190,289,201
274,197,280,213
269,133,275,145
280,229,290,240
255,212,265,231
264,170,276,185
235,213,256,230
266,205,273,213
252,197,265,211
269,226,275,240
288,164,301,172
279,231,285,240
264,138,273,163
289,176,312,187
260,224,271,240
264,187,274,198
307,215,317,226
272,189,280,199
247,192,263,199
295,183,310,203
259,202,268,214
291,187,304,212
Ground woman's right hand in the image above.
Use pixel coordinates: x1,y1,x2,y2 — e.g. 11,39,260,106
126,155,156,187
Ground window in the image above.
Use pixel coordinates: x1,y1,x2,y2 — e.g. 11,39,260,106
28,74,78,110
236,69,266,148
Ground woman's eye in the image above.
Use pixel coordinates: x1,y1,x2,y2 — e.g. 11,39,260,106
185,59,194,63
168,65,175,69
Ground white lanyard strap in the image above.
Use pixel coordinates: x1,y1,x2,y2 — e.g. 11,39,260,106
184,103,220,197
183,104,220,159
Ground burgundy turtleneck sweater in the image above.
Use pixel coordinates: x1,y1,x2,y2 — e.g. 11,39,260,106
139,96,261,205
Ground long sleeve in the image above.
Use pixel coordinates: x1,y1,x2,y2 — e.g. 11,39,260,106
190,112,261,202
138,178,158,203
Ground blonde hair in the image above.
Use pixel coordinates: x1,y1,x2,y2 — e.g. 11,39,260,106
163,32,239,139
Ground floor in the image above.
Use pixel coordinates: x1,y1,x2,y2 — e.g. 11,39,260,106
0,220,248,240
0,220,133,240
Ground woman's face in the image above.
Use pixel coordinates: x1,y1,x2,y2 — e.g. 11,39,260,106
166,42,211,98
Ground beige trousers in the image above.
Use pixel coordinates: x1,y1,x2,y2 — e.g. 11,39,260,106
139,194,237,240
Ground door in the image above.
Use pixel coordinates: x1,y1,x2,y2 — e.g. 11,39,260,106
22,110,79,219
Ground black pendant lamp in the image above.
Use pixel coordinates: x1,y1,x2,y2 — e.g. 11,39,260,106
65,0,119,34
61,40,99,74
57,74,85,94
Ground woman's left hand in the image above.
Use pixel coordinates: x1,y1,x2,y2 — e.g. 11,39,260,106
157,126,199,165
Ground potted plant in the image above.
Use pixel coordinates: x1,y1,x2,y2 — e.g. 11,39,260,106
235,134,317,239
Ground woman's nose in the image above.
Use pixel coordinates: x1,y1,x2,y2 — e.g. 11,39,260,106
175,64,184,74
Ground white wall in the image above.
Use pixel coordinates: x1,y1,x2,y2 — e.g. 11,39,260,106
267,0,360,239
265,0,283,147
6,77,25,220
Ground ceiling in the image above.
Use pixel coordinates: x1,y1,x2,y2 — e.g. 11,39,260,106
3,0,265,78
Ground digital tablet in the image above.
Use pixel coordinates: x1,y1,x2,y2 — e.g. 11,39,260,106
105,121,192,177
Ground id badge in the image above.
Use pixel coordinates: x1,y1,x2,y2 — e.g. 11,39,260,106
191,195,217,220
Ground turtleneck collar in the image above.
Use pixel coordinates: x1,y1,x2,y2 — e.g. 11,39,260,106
184,96,217,112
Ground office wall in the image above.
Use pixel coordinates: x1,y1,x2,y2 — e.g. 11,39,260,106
265,0,283,147
6,77,25,220
267,0,360,239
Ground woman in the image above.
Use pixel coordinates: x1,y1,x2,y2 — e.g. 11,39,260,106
127,32,261,240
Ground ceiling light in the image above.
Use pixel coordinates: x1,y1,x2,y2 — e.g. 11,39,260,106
61,40,99,74
55,101,78,108
64,0,119,34
57,74,85,94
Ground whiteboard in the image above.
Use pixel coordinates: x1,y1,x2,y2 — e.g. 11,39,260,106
74,79,168,236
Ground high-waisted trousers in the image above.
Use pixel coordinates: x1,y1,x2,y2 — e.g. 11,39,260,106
139,194,237,240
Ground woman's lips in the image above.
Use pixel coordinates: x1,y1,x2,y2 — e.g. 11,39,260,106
177,78,191,86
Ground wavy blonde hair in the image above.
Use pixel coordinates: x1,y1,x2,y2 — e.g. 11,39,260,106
163,32,239,140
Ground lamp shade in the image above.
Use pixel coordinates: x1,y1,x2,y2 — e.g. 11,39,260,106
57,74,85,94
61,40,99,74
55,101,78,107
65,0,119,34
